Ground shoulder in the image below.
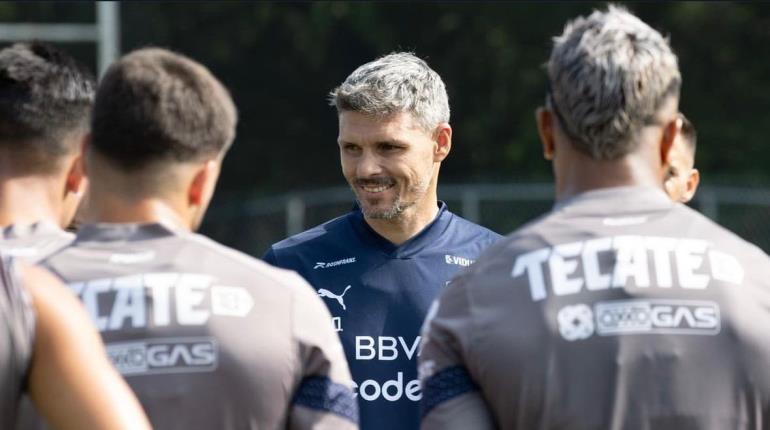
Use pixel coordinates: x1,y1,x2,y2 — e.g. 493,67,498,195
264,212,355,261
446,211,503,245
450,212,503,242
272,212,353,250
674,204,770,261
187,233,315,294
473,209,555,257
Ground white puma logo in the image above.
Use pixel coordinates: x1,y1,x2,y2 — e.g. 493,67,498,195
317,285,352,310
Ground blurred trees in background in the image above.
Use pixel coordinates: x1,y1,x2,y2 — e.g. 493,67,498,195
1,2,768,197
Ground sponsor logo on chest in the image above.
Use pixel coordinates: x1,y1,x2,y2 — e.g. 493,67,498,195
314,257,356,269
70,273,254,331
511,235,744,301
557,299,721,341
445,254,474,267
353,336,423,402
107,336,218,376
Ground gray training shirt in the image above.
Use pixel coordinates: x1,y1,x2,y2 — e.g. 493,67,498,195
43,222,358,430
420,186,770,430
0,257,35,427
3,222,73,430
0,222,74,263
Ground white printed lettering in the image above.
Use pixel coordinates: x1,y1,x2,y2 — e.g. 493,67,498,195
645,237,677,287
513,235,741,301
550,242,584,296
356,337,375,360
583,237,612,291
145,273,177,326
81,279,111,330
379,337,398,361
109,275,146,330
676,239,709,289
399,336,421,361
612,236,650,288
351,373,422,402
176,274,210,325
511,248,551,301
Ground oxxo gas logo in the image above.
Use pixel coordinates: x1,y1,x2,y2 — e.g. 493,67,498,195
557,304,595,341
557,299,721,341
106,337,218,376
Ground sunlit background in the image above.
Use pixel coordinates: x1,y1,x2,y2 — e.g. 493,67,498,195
2,2,768,254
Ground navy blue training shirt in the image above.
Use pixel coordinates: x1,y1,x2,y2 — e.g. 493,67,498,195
263,202,501,430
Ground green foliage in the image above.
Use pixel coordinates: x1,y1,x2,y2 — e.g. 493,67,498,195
2,2,768,193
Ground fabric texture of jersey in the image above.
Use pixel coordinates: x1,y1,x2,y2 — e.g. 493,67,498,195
420,186,770,430
0,222,74,263
42,222,358,430
0,257,35,427
264,202,501,430
2,222,73,430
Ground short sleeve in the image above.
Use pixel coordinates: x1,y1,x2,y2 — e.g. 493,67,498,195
418,275,494,430
289,275,358,429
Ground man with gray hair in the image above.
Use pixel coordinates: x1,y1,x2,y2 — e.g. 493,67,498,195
264,52,500,430
420,5,770,429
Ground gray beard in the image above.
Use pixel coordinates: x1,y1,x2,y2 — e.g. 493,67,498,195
359,197,414,220
352,176,430,221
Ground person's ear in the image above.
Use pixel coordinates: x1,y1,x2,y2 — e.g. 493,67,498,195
188,160,219,207
536,107,555,161
64,135,89,197
660,116,681,168
433,123,452,162
682,168,700,203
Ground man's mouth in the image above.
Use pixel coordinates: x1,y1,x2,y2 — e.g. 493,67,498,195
360,183,393,193
355,178,395,194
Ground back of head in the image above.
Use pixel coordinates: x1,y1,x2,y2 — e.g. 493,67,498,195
0,42,95,174
329,52,450,131
91,48,237,172
547,5,681,160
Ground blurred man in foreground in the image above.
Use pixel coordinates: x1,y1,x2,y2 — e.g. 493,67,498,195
1,258,150,429
664,114,699,202
0,42,92,261
264,52,500,430
42,47,357,429
420,6,770,429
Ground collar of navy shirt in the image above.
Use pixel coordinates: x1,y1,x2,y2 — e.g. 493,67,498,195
349,201,452,259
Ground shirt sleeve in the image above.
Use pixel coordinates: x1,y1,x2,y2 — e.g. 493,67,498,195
262,247,278,265
418,275,495,430
0,257,35,390
288,274,358,430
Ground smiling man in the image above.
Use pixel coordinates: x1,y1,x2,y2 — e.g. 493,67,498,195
264,52,501,430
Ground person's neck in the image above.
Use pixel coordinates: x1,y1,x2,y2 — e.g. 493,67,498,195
364,194,440,246
84,189,191,232
555,152,662,202
0,177,62,227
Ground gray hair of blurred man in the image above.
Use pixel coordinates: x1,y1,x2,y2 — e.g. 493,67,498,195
547,5,681,160
329,52,450,132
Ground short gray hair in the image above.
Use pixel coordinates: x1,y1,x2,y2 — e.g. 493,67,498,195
548,5,681,160
329,52,450,131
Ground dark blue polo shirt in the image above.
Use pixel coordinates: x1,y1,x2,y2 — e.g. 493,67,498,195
264,202,501,430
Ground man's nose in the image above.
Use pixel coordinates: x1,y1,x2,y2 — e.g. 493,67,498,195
357,151,383,177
